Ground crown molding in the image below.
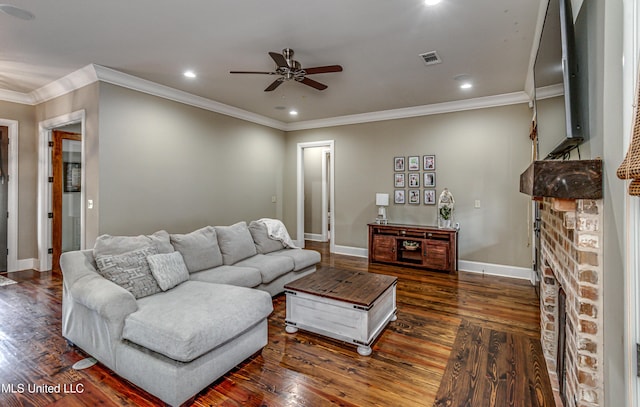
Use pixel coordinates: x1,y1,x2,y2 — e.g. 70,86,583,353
2,63,535,131
534,83,564,100
0,88,34,105
284,91,531,131
93,65,288,131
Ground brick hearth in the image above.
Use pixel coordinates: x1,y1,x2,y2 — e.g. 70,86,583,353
539,198,603,407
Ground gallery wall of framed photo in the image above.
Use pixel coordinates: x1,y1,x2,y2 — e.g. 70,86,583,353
393,155,436,205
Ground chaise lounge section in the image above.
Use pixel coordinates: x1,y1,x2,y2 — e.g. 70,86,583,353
61,220,320,406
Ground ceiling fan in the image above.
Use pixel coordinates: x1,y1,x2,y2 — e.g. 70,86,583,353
230,48,343,92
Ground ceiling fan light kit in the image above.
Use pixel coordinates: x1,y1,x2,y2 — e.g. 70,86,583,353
230,48,343,92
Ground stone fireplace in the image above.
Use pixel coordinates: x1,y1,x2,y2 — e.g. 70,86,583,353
538,198,604,407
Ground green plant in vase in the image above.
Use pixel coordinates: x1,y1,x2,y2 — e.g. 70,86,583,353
439,206,452,228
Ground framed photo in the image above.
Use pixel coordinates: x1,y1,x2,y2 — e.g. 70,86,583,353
394,190,405,204
424,172,436,188
408,156,420,171
394,173,405,188
408,189,420,204
408,173,420,188
423,155,436,170
424,189,436,205
64,162,81,192
394,157,405,171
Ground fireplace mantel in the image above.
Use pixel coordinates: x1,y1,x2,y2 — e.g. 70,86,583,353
519,159,603,199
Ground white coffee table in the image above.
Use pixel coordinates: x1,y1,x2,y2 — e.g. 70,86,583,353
284,267,397,356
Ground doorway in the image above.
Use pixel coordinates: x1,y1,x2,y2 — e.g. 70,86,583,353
0,119,19,273
51,130,82,272
0,127,8,272
296,140,335,252
303,147,330,242
38,111,85,272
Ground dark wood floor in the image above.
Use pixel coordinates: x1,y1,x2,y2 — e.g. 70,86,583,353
0,242,555,406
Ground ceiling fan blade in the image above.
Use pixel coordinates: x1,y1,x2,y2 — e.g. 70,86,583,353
299,77,328,91
264,79,284,92
304,65,343,75
269,52,288,68
230,71,277,75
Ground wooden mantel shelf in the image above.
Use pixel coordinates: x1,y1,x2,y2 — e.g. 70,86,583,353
519,159,603,199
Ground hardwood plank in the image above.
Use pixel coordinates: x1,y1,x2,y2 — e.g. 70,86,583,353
0,242,554,407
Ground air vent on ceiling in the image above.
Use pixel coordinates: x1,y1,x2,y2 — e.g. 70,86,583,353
419,51,442,66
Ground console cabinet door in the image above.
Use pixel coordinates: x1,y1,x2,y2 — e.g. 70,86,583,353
372,235,396,262
424,239,449,270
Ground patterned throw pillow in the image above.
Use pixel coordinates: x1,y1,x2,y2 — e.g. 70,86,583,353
95,246,161,299
146,251,189,291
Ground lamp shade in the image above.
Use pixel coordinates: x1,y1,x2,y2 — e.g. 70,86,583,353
376,193,389,206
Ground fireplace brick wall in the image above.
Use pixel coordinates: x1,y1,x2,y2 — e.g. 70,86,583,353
539,198,604,407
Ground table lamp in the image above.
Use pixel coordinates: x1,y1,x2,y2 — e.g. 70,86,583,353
375,193,389,224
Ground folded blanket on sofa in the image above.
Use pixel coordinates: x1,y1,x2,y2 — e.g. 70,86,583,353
257,218,297,248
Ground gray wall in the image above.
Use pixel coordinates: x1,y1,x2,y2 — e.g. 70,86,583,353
581,0,626,405
0,100,38,260
285,103,534,269
97,83,286,237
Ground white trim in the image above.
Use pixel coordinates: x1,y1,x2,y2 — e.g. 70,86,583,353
93,65,287,131
1,64,536,132
534,83,565,100
297,140,335,253
38,111,86,272
285,91,531,131
333,245,368,258
0,89,33,105
31,65,98,104
321,148,329,242
458,260,534,282
0,119,19,272
15,258,38,272
304,233,325,242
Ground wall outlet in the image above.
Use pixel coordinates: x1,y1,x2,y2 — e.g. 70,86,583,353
271,195,277,203
474,200,481,208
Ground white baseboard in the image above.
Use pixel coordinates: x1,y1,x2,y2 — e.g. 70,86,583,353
304,233,327,242
327,245,534,283
458,260,534,283
333,245,368,258
14,258,39,272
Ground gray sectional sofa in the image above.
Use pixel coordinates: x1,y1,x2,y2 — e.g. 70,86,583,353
60,220,320,406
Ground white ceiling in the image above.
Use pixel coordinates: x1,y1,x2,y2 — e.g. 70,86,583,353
0,0,545,124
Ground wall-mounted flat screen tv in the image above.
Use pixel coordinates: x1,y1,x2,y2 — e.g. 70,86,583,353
534,0,585,159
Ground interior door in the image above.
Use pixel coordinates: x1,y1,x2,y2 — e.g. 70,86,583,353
52,130,82,272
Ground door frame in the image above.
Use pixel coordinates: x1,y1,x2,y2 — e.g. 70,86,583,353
0,119,19,272
296,140,335,252
38,110,86,272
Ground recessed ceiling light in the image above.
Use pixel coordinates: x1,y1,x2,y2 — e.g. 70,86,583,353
460,83,473,89
454,74,472,89
0,4,35,20
424,0,441,6
183,70,196,78
289,110,298,116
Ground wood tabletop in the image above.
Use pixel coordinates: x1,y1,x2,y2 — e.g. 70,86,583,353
284,267,397,307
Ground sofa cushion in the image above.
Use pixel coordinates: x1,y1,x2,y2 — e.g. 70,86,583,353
215,222,257,265
189,265,262,288
234,254,294,284
266,249,321,271
122,281,273,362
95,246,162,299
93,230,173,257
147,251,189,291
170,226,223,273
248,221,286,254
